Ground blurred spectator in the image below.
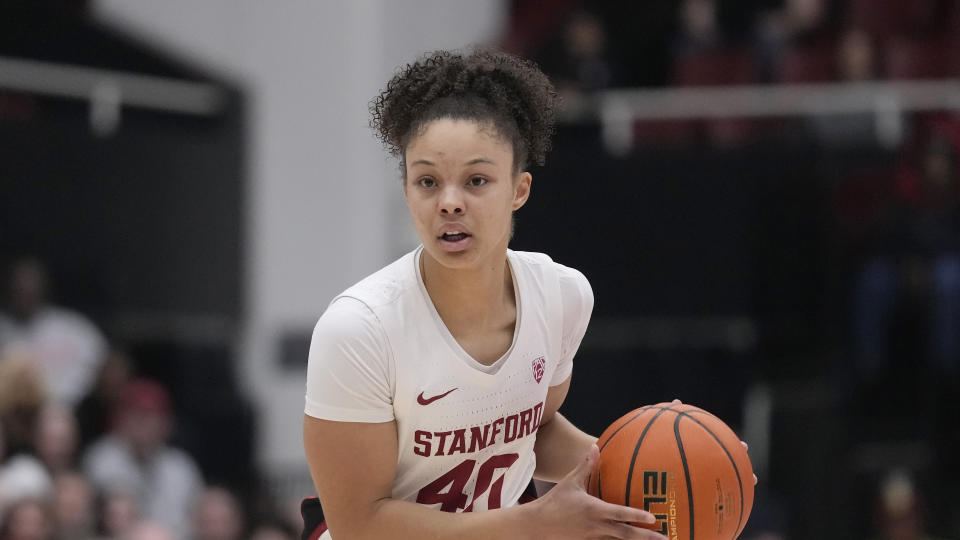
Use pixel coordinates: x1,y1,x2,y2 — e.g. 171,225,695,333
674,0,724,53
535,10,621,115
0,499,53,540
806,27,880,148
75,348,132,450
248,521,295,540
852,130,960,386
83,379,202,538
0,455,52,511
0,353,53,510
125,522,175,540
754,0,830,81
98,490,140,539
836,27,878,82
50,473,94,540
0,352,46,456
193,487,244,540
33,406,78,476
0,421,5,509
870,469,946,540
0,257,106,407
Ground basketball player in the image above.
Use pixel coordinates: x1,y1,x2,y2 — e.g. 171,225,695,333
303,49,668,539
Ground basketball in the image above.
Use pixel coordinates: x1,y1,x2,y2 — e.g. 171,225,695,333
587,402,754,540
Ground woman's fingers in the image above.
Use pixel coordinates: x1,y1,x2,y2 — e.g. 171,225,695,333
601,521,669,539
593,498,656,525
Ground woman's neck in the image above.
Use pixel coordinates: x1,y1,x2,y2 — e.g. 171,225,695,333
420,250,515,332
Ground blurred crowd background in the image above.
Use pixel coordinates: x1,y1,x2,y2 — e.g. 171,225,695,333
1,0,959,539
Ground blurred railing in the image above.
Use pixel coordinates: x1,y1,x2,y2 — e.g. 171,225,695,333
0,55,226,116
591,79,960,154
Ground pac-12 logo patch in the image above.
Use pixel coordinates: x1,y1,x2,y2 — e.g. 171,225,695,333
532,356,546,383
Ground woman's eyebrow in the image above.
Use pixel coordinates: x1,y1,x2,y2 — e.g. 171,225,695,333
465,157,495,165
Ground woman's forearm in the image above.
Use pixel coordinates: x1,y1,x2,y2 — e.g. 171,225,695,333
329,496,539,540
532,412,598,483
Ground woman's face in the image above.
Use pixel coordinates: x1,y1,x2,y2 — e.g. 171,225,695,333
404,118,531,271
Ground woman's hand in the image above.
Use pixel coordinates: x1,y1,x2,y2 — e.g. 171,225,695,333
527,445,669,540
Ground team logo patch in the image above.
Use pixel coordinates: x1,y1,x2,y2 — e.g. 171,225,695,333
532,356,546,384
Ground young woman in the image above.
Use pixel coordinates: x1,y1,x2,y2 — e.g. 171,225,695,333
303,48,667,540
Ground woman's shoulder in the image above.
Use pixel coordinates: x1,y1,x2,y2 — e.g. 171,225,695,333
334,249,420,311
509,249,591,289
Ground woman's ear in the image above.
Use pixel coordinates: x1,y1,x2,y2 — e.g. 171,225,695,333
513,172,532,210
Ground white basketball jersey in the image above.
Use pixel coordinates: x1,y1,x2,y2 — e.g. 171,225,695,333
305,246,593,536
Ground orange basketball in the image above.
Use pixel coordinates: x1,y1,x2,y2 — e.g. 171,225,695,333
587,402,754,540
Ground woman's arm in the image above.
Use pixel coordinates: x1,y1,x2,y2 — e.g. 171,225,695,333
304,414,666,540
533,375,596,483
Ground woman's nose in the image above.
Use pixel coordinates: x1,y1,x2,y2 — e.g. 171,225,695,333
439,187,464,214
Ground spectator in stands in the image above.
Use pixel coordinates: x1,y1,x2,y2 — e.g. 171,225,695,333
0,257,106,407
98,490,140,539
50,472,94,540
852,129,960,387
193,487,244,540
0,498,53,540
0,354,53,508
32,406,78,476
674,0,724,54
535,10,621,115
754,0,831,81
0,352,46,457
806,27,880,147
125,522,175,540
83,379,202,538
836,27,878,82
248,521,295,540
75,348,131,450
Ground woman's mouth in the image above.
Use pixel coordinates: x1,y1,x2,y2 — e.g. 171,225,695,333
438,232,472,252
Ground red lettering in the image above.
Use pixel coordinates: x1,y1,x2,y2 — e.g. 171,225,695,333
503,414,519,443
468,424,490,453
416,459,475,512
518,409,533,438
532,402,544,431
449,429,467,455
419,454,519,513
414,430,432,457
464,453,521,511
434,431,452,456
490,418,504,445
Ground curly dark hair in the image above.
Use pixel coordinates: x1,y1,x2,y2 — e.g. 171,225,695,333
370,48,560,172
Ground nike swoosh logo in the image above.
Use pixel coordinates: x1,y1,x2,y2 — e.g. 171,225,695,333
417,388,457,406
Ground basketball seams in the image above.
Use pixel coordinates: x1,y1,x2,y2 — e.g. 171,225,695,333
598,405,655,452
674,414,695,540
681,410,747,539
623,405,675,507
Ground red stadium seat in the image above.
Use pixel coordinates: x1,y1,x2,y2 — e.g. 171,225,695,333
671,47,758,87
776,43,836,83
884,37,952,79
847,0,939,36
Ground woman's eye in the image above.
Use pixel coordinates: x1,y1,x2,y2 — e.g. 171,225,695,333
468,176,487,187
418,177,436,188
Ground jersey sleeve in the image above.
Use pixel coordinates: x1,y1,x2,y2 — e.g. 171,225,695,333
304,297,395,423
551,264,594,386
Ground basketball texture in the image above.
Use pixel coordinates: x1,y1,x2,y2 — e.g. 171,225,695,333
587,403,754,540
